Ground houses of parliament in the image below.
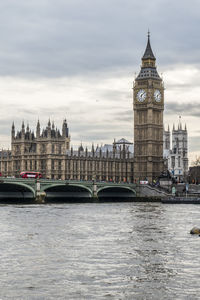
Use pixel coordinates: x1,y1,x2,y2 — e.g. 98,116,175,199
0,35,188,182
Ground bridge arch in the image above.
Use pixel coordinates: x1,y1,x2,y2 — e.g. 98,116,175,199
97,186,136,201
43,184,92,202
0,182,35,203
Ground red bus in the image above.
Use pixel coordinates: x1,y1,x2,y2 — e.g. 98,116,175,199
20,171,42,179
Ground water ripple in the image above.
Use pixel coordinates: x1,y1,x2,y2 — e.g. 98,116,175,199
0,202,200,299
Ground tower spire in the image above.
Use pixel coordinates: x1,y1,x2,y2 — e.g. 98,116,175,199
36,119,40,137
11,122,15,138
179,116,182,130
62,118,69,137
136,32,160,80
142,30,156,60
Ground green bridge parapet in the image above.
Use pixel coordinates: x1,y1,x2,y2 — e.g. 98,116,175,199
0,177,138,203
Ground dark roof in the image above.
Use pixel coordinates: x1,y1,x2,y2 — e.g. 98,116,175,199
136,33,161,81
136,67,161,80
142,33,156,60
115,138,133,145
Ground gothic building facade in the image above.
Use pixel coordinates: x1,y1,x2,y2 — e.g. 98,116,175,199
163,120,188,181
0,120,134,182
11,119,70,179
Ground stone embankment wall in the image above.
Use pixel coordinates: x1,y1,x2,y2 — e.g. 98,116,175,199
139,185,170,198
139,184,200,198
188,184,200,194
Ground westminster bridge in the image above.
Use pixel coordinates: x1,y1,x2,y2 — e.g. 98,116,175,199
0,178,169,203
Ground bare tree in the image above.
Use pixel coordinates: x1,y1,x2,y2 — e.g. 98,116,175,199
192,156,200,166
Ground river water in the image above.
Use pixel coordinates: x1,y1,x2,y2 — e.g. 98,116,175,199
0,202,200,299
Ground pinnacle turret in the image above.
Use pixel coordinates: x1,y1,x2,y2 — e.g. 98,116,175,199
36,119,40,137
21,121,25,136
62,118,69,137
37,119,40,128
11,122,15,138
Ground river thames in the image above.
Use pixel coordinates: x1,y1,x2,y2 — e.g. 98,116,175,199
0,202,200,299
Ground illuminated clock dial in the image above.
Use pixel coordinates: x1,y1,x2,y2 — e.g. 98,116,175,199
137,89,146,102
154,89,161,102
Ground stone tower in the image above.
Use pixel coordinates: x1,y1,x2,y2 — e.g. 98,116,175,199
133,33,164,182
163,118,188,181
172,119,187,156
171,119,188,179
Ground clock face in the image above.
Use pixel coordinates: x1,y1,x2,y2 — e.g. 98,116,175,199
154,89,161,102
137,89,146,102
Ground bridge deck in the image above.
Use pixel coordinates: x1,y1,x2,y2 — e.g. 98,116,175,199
0,178,138,203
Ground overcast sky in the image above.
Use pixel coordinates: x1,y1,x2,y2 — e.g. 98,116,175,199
0,0,199,164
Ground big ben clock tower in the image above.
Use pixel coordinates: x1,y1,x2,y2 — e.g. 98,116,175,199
133,32,164,183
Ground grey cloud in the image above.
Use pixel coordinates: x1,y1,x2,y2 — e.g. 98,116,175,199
113,110,133,122
0,107,133,144
189,136,200,152
73,129,133,145
69,115,133,144
0,1,199,77
165,102,200,118
70,119,131,132
99,92,129,103
0,0,200,154
166,83,197,91
76,132,132,143
20,106,70,117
